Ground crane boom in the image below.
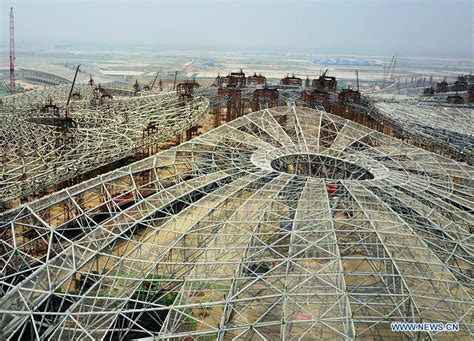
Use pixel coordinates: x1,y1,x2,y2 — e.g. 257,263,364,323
382,56,394,88
66,65,81,108
9,7,15,94
151,72,160,90
389,55,397,81
173,71,178,91
356,70,360,91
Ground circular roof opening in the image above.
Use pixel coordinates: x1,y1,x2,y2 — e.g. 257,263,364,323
271,154,374,180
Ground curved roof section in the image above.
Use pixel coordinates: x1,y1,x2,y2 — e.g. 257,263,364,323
374,100,473,148
0,85,209,205
0,106,472,340
17,61,112,84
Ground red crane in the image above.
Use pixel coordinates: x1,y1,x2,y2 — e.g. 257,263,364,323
9,7,15,94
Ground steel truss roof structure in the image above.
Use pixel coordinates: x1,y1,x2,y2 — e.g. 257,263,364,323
0,84,209,207
373,98,473,151
0,106,472,340
369,96,474,165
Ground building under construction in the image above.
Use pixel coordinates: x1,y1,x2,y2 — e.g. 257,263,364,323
204,69,473,167
0,106,472,340
1,1,473,338
0,82,209,211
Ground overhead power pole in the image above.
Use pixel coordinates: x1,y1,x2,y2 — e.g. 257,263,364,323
9,7,16,94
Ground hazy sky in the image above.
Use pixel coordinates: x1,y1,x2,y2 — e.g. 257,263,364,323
2,0,473,57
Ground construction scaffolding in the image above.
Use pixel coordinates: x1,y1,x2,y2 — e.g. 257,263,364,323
0,106,472,340
208,70,341,129
200,69,472,167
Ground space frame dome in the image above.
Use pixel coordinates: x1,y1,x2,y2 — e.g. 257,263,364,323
0,106,472,340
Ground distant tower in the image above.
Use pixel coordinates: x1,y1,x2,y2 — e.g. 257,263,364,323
9,7,16,94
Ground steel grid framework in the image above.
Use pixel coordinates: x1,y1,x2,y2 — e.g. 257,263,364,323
0,106,472,340
371,96,473,164
0,84,209,207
